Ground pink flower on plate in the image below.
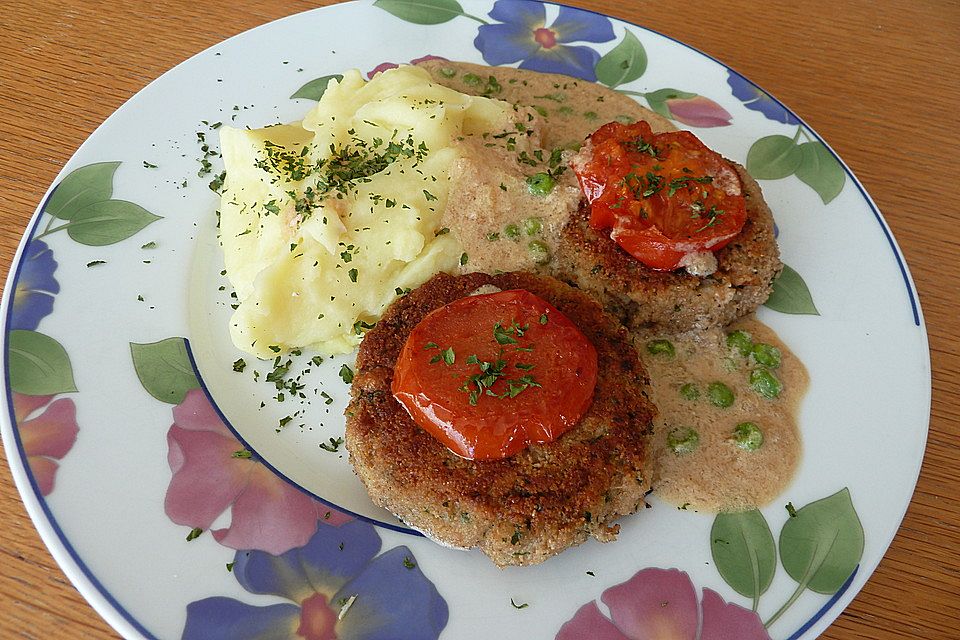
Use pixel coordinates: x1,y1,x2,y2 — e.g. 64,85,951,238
556,567,770,640
164,388,350,555
367,55,448,79
666,95,733,128
644,89,733,128
14,393,79,496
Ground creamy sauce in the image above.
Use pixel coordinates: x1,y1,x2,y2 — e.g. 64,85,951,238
418,59,676,148
643,316,807,512
444,139,580,275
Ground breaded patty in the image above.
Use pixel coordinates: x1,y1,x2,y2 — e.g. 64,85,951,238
420,60,780,333
554,164,782,335
345,272,655,567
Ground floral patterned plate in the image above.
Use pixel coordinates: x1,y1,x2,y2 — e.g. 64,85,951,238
0,1,930,639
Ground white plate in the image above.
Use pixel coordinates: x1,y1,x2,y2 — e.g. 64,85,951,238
1,2,930,639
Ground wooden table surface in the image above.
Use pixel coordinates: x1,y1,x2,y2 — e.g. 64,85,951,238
1,1,957,638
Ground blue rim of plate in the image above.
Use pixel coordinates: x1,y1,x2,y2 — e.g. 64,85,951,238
0,2,929,639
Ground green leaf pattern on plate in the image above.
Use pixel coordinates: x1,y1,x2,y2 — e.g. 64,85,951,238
795,141,845,204
711,488,864,630
373,0,485,25
8,330,77,396
747,134,804,180
779,488,864,594
39,162,162,245
45,161,119,220
748,128,845,203
290,74,344,101
764,263,820,316
711,510,777,608
595,30,647,88
65,200,162,246
130,338,201,404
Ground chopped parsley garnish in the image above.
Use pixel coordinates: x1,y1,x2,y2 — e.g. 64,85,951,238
232,358,246,372
458,323,541,406
786,502,798,518
403,556,417,570
339,364,354,384
510,598,529,610
320,437,344,452
85,260,106,268
231,449,252,459
186,527,203,541
632,138,659,158
667,174,713,197
353,319,376,335
690,202,726,233
348,268,358,283
142,161,158,169
274,133,428,220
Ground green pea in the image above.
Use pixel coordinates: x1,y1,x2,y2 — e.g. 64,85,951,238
732,422,764,450
438,67,457,78
504,224,521,240
707,382,735,408
526,173,555,196
646,339,675,358
523,217,543,235
726,330,753,356
667,427,700,455
527,240,551,265
750,369,783,399
462,73,481,86
679,383,699,400
751,343,782,368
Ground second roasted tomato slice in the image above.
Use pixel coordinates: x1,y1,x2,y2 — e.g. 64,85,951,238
572,121,748,271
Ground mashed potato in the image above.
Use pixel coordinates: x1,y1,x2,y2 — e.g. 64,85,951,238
219,66,522,356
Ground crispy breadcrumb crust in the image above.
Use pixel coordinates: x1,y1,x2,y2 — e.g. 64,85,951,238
345,272,655,567
553,164,782,334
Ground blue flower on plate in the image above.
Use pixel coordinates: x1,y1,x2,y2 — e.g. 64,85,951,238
181,520,448,640
11,239,59,331
475,0,615,81
726,69,800,125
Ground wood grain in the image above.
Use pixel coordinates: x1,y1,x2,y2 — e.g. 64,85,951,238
1,0,957,638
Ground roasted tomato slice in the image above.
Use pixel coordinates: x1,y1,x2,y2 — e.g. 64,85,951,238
392,289,598,461
572,120,748,271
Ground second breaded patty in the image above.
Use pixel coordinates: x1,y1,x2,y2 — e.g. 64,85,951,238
345,271,656,567
554,164,782,335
